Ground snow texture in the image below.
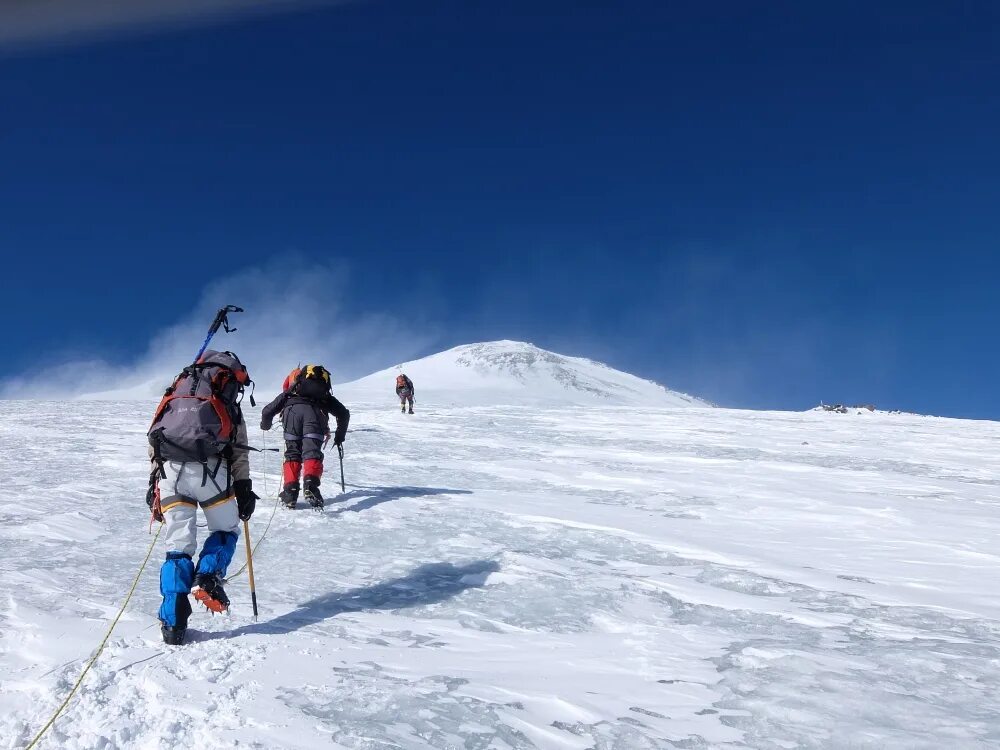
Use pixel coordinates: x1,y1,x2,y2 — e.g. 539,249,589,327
2,355,999,749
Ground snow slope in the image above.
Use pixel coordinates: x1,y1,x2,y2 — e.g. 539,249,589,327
336,340,707,408
73,340,704,408
2,400,999,749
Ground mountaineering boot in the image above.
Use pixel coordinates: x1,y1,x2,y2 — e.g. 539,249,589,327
401,403,406,413
193,572,230,613
304,475,324,509
160,593,192,645
279,482,300,509
161,624,186,645
408,406,414,414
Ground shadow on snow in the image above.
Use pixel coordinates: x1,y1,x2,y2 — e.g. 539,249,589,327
328,485,472,515
203,559,500,640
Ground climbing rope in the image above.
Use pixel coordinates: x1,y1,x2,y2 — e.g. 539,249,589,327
261,427,269,499
225,429,280,584
24,524,163,750
225,493,280,583
27,426,278,745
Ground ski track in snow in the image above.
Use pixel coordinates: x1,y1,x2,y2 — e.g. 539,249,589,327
1,401,999,749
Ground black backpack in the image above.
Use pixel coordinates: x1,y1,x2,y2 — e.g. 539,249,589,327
148,350,251,463
291,364,332,401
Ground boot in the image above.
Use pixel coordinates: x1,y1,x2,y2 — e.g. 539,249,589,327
279,482,299,509
161,624,186,645
401,402,406,412
193,572,230,613
160,594,191,645
303,475,324,509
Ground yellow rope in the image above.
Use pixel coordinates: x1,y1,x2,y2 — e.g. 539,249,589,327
25,523,163,750
27,436,274,746
225,427,282,583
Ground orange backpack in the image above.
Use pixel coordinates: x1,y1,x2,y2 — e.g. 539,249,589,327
283,368,302,392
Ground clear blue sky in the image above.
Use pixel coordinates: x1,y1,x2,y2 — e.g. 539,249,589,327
1,0,998,418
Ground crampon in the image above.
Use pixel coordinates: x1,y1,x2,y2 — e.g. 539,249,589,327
193,574,230,614
193,589,229,613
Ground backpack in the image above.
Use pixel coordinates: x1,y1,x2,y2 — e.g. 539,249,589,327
282,367,301,392
287,364,332,401
303,364,331,386
148,350,251,464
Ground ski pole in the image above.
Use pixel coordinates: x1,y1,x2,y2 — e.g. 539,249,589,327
337,444,346,493
194,305,243,363
243,520,259,620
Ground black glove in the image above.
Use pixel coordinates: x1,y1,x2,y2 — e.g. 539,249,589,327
260,418,272,431
333,435,344,447
234,479,259,521
146,476,163,523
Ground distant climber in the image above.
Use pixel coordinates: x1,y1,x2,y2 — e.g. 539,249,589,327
261,365,350,510
146,350,258,646
396,373,415,414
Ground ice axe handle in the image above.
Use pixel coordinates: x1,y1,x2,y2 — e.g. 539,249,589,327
243,519,259,620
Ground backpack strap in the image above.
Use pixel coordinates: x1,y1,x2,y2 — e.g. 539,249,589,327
200,456,225,489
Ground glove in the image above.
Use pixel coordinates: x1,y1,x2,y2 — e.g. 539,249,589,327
234,479,259,521
333,435,344,447
260,418,272,431
146,476,163,523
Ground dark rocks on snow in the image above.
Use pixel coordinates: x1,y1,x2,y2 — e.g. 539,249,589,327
819,403,876,414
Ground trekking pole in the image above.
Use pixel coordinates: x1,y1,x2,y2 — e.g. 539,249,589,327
337,444,346,493
194,305,243,363
242,520,259,620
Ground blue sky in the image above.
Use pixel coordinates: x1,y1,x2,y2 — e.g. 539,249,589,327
1,0,998,417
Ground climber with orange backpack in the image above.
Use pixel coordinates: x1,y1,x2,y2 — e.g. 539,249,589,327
260,365,350,510
395,373,415,414
146,344,258,646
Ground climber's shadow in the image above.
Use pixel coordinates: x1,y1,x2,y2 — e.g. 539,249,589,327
211,559,500,639
330,485,471,515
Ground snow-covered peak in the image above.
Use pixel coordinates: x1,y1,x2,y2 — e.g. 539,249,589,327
336,340,707,407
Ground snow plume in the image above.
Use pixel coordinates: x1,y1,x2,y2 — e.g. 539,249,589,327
0,0,351,52
0,257,434,401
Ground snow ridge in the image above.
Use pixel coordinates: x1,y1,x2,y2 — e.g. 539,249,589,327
338,340,707,408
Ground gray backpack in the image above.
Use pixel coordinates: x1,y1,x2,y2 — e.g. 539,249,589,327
148,350,251,464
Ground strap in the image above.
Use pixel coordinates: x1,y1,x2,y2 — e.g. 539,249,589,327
188,367,200,397
233,442,279,453
210,455,223,481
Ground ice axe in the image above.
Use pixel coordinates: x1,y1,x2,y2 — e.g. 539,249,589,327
194,305,243,363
